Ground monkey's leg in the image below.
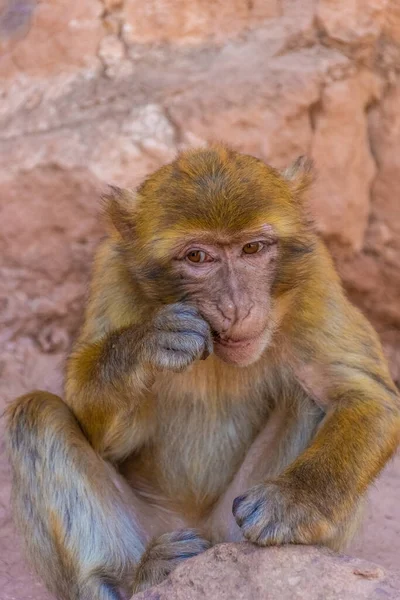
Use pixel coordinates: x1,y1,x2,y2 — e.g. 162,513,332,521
6,391,150,600
118,461,211,594
206,402,362,550
131,529,211,594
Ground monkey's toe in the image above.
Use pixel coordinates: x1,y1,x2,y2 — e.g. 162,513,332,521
131,529,211,593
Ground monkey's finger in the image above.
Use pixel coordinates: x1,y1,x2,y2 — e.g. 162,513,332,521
153,529,211,559
157,303,200,321
156,332,208,355
201,336,214,360
157,315,211,336
232,493,264,527
151,349,194,372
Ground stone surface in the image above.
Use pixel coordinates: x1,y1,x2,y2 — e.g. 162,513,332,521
121,0,280,45
1,0,400,598
133,544,400,599
317,0,388,45
310,72,379,250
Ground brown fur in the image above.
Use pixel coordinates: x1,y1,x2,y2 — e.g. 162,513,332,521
6,145,400,600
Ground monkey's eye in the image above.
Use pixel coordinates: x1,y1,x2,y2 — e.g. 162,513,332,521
186,250,210,264
242,242,264,255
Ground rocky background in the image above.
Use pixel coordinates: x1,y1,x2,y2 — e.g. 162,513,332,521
1,0,400,597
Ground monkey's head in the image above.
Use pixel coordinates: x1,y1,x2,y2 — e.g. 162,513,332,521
105,145,316,367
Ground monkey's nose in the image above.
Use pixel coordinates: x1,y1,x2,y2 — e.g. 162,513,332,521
216,302,237,334
219,302,236,325
225,303,235,318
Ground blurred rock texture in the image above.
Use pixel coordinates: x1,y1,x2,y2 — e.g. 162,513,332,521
1,0,400,597
133,544,400,600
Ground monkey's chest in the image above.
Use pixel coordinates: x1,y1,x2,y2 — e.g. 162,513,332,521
133,395,268,514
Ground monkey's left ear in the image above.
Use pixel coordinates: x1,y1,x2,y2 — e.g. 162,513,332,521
281,156,314,198
102,185,137,240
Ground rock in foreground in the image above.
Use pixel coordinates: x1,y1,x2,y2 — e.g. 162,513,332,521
134,543,400,600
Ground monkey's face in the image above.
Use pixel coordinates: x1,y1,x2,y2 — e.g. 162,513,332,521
106,145,315,366
169,227,279,366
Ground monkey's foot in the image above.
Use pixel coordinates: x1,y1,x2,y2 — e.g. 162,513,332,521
131,529,211,593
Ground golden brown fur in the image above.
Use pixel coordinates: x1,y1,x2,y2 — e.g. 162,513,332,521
6,145,400,600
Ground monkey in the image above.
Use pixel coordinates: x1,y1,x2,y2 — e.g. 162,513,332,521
6,144,400,600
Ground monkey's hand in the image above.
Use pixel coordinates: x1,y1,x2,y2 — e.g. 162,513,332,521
139,303,213,372
232,479,336,546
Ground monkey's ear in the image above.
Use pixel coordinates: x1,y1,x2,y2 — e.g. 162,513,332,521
281,156,314,198
102,185,137,240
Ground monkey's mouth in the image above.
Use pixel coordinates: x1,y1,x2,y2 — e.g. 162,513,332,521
214,336,254,349
212,329,270,366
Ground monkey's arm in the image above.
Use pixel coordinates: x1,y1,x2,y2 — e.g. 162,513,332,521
65,326,155,462
67,306,211,462
234,280,400,548
65,241,211,461
287,364,400,523
287,292,400,518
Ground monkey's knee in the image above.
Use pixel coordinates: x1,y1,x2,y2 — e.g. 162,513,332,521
6,389,62,423
6,390,73,451
131,529,211,594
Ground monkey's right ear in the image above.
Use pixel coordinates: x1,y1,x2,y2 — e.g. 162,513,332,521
101,186,137,240
281,156,314,198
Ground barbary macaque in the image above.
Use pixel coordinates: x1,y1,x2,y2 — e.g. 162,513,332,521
6,145,400,600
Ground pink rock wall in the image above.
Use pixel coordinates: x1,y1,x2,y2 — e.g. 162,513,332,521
1,0,400,384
